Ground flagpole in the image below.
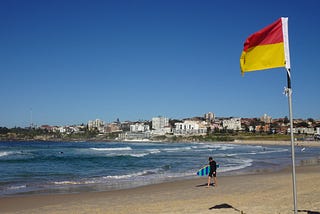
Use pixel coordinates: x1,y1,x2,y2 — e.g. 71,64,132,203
286,68,297,214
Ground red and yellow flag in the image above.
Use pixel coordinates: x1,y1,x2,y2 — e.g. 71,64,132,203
240,17,290,75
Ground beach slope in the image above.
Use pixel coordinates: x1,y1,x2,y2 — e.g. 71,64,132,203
1,164,320,214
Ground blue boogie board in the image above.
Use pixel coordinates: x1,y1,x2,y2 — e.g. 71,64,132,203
196,164,219,176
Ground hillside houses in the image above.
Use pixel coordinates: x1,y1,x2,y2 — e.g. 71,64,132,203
33,113,320,141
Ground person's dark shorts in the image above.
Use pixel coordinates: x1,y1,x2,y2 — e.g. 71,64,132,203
209,171,216,177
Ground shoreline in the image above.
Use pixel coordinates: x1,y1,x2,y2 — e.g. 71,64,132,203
1,164,320,214
231,139,320,147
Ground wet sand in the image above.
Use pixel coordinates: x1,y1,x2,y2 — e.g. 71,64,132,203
232,139,320,147
1,163,319,214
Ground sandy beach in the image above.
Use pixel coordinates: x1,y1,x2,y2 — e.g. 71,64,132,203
1,162,319,214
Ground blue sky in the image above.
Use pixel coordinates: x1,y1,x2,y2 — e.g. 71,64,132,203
1,0,320,127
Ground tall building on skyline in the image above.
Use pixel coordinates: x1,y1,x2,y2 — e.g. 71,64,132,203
152,116,169,130
204,112,215,122
88,119,105,132
261,113,272,124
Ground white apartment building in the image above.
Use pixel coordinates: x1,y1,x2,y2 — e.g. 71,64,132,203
58,126,66,133
152,127,172,135
288,127,315,135
152,117,169,130
204,112,215,122
88,119,105,132
222,118,242,131
174,120,207,135
118,131,151,141
261,113,272,124
130,123,150,133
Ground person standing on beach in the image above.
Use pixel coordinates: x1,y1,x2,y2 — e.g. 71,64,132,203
207,156,217,187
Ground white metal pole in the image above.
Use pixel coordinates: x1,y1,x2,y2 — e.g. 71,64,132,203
286,69,297,214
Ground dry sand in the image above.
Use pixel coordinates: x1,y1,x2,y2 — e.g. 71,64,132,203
1,163,320,214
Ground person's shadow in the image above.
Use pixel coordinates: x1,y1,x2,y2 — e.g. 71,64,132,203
195,183,215,187
209,203,244,213
208,205,320,214
298,210,320,214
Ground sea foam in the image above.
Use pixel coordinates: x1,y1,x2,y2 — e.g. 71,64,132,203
90,147,132,151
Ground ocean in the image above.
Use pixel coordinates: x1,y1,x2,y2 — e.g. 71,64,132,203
0,141,319,196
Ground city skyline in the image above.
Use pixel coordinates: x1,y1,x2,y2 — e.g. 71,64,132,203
1,0,320,128
6,112,319,129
